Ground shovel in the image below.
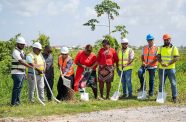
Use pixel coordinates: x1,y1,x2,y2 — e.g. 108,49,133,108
137,68,147,100
111,70,123,101
43,74,60,103
156,69,166,103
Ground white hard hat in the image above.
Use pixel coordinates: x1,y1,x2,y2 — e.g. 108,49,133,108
61,46,69,54
121,38,129,43
32,42,42,50
16,36,26,44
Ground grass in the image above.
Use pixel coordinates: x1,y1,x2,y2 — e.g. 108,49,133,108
0,49,186,118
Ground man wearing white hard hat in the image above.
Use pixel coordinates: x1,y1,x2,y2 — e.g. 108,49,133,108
11,36,33,106
116,38,135,99
56,46,74,100
26,42,46,102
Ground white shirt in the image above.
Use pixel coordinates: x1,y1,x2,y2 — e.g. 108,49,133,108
11,49,25,74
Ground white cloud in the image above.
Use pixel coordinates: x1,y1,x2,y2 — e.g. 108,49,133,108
62,0,80,14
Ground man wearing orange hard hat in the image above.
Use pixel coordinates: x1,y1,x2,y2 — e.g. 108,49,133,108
157,34,180,103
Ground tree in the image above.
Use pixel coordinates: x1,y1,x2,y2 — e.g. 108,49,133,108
32,33,50,49
84,0,128,47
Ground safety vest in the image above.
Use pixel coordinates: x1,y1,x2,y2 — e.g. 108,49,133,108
118,48,133,71
159,46,175,69
28,52,45,74
11,48,26,72
58,55,74,77
143,45,157,67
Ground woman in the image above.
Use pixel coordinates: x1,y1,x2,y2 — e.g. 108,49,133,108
56,46,74,100
74,44,97,99
97,39,118,99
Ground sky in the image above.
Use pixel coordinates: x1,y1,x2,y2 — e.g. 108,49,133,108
0,0,186,47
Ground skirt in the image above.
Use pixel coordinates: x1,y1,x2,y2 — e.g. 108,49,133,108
98,65,114,83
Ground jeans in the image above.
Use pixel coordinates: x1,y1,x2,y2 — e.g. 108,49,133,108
11,74,25,105
158,69,177,98
138,66,156,95
118,69,132,96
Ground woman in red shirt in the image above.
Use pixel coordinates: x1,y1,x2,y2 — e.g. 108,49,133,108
97,39,119,99
74,45,97,99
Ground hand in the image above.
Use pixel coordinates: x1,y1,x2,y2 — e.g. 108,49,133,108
142,63,147,67
82,65,86,68
161,63,168,67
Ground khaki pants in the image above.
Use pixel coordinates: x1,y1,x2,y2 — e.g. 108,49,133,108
28,74,45,102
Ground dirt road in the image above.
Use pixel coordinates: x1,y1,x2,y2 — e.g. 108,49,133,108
2,106,186,122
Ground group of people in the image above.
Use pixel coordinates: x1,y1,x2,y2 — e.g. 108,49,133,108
10,33,179,106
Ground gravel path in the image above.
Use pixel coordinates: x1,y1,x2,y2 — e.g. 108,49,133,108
2,106,186,122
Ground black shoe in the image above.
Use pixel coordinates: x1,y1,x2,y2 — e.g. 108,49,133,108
137,87,143,92
173,97,177,103
119,94,127,99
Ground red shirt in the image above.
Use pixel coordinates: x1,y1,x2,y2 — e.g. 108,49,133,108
97,47,118,66
74,50,97,70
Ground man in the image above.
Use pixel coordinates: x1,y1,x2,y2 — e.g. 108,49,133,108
26,42,46,102
42,45,54,101
11,36,33,106
157,34,179,103
138,34,158,97
117,38,134,98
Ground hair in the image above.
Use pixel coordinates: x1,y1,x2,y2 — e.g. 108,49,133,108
85,44,92,50
102,39,110,45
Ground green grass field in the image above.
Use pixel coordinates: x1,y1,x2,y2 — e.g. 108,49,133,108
0,49,186,118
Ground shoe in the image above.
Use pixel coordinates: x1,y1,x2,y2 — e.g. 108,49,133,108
137,87,143,92
97,97,105,100
128,94,134,99
119,94,127,99
173,97,177,103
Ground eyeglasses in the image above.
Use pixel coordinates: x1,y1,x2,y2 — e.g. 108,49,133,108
164,39,170,42
121,43,128,45
62,53,67,55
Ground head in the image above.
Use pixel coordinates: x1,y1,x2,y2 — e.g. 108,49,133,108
32,42,42,55
16,36,26,50
102,39,110,49
61,46,69,59
146,34,154,47
121,38,129,49
84,44,93,55
163,34,171,46
44,45,52,55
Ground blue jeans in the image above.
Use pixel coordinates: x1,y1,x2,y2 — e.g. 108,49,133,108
158,69,177,98
118,69,132,96
11,74,25,105
138,66,156,95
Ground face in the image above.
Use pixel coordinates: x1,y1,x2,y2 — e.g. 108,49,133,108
102,43,109,49
17,43,25,50
85,47,92,55
147,40,154,46
44,47,52,55
164,39,171,46
121,43,128,49
33,48,41,55
61,53,68,59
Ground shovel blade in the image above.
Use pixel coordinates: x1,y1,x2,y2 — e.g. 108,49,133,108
111,91,120,101
80,92,89,101
137,91,147,100
156,92,167,103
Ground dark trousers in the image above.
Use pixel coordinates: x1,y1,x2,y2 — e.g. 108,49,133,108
11,74,25,105
44,76,54,100
56,75,74,100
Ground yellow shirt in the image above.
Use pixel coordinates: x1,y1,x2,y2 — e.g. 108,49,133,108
158,46,179,69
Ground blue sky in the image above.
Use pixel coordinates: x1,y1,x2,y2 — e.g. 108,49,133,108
0,0,186,47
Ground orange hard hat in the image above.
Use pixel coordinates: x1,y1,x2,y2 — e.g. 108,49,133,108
163,34,171,40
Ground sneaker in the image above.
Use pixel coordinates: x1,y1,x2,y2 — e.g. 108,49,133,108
97,97,105,100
